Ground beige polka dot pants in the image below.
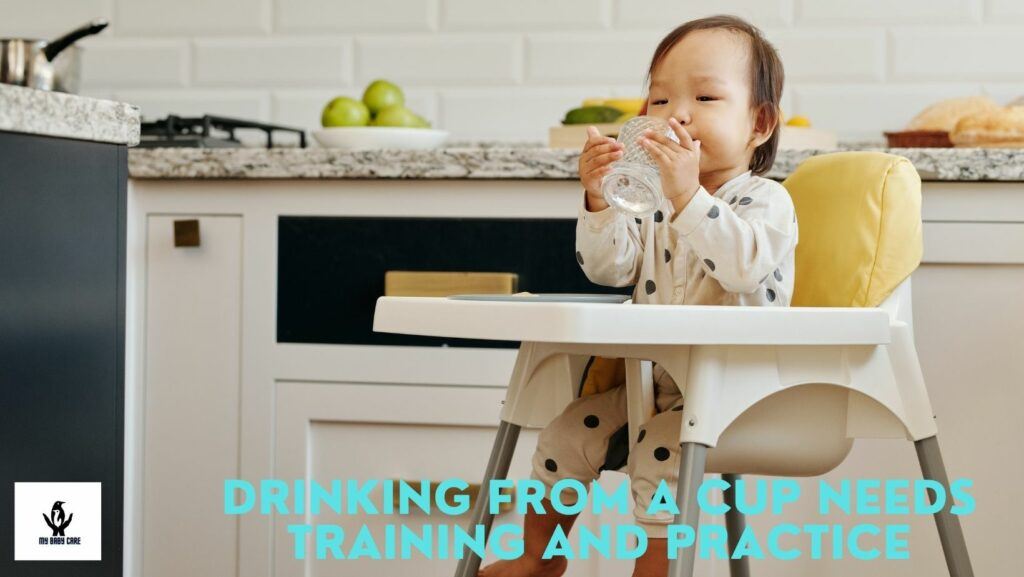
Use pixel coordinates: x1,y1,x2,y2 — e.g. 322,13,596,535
529,364,685,538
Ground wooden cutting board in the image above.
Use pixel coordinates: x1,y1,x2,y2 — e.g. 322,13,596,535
384,271,518,297
548,123,623,149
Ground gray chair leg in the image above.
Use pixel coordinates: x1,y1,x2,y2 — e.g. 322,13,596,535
722,473,751,577
915,436,975,577
454,419,521,577
668,442,709,577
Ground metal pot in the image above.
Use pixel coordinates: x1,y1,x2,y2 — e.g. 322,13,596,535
0,19,109,93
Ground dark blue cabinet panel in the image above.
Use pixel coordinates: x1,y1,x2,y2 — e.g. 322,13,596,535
0,130,126,576
277,216,631,348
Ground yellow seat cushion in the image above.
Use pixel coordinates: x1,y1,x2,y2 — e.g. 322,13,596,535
783,151,923,308
579,355,626,396
580,151,923,397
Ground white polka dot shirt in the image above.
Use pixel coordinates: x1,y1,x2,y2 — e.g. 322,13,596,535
576,170,798,306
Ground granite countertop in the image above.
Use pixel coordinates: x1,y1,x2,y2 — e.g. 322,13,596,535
128,141,1024,182
0,84,140,146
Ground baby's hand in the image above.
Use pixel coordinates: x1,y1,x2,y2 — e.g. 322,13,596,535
638,117,701,203
579,126,623,202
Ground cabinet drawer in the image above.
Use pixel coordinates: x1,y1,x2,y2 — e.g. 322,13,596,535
277,216,628,347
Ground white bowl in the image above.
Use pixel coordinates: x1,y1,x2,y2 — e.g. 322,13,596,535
312,127,449,150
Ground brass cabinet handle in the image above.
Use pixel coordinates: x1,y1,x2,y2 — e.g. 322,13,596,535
174,219,201,247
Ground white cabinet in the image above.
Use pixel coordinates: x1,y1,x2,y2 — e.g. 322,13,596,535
271,382,634,577
140,215,244,577
126,179,1024,577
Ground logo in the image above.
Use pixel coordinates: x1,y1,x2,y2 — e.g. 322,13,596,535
14,482,101,561
42,500,76,540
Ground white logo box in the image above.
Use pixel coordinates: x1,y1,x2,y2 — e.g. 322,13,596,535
14,482,102,561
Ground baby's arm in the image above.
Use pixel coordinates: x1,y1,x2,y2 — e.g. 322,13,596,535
669,180,797,293
574,126,645,287
576,194,644,287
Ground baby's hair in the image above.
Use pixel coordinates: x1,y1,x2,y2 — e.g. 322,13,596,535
644,14,785,175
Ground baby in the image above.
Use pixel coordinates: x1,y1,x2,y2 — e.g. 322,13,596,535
480,14,796,577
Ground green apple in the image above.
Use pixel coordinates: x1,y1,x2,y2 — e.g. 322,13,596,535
413,114,431,128
372,105,423,128
362,79,405,115
321,97,370,127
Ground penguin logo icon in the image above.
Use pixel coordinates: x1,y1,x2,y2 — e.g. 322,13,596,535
43,500,73,537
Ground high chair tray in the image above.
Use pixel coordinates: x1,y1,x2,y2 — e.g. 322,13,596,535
448,293,630,303
374,296,892,345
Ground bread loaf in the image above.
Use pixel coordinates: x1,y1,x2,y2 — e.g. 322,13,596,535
950,106,1024,147
906,95,999,132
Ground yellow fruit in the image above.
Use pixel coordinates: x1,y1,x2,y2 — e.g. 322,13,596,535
582,98,607,107
786,115,811,128
605,98,645,116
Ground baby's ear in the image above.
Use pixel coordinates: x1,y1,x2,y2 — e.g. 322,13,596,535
751,103,778,147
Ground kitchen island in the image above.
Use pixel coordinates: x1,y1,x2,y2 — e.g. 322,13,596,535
126,144,1022,577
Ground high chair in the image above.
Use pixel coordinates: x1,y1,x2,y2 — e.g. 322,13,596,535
373,151,974,577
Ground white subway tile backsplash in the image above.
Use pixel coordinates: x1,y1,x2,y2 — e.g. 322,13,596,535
0,0,113,38
769,29,885,82
792,84,982,139
614,0,794,29
113,90,271,121
10,1,1021,143
194,38,351,86
526,34,657,84
440,87,608,141
276,0,436,32
980,84,1024,106
443,0,610,30
356,36,520,85
79,39,188,88
986,0,1024,21
891,28,1024,81
608,85,650,98
273,89,439,138
116,0,270,35
797,0,981,24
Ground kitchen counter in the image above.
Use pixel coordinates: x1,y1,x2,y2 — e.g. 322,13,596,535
0,83,140,145
128,142,1024,181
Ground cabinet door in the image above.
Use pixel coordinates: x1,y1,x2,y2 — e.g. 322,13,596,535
0,133,126,576
272,382,638,577
143,215,242,577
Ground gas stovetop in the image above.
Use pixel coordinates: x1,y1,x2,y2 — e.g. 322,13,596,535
138,115,307,149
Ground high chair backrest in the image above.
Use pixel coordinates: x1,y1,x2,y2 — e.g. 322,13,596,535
782,151,923,312
701,152,927,476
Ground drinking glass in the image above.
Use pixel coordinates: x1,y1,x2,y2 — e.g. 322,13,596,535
600,115,679,217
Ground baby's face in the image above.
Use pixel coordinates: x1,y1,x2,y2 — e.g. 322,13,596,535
646,29,765,176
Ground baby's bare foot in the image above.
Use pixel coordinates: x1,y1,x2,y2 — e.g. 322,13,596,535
477,556,567,577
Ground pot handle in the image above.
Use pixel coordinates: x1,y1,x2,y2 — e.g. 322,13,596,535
43,18,109,62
